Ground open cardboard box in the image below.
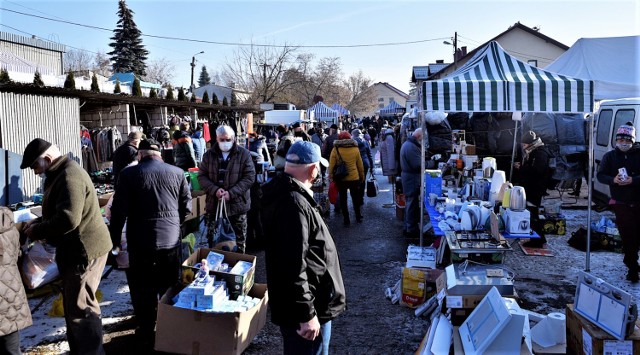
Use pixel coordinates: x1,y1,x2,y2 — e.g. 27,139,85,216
155,283,268,355
183,248,256,300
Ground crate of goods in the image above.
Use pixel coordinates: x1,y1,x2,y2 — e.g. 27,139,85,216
183,249,256,300
541,213,566,235
566,304,640,355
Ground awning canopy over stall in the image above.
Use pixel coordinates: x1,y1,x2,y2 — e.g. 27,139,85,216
378,100,406,116
307,101,338,121
331,103,350,116
422,41,594,113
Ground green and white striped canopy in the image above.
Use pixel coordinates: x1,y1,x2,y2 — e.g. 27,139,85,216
422,41,594,113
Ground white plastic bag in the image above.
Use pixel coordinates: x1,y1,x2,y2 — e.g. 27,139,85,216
21,242,59,289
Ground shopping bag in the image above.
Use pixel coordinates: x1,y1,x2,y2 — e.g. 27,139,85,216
366,173,379,197
21,241,59,289
209,199,237,252
328,181,339,205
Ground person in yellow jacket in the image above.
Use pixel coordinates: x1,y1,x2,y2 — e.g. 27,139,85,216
329,131,364,226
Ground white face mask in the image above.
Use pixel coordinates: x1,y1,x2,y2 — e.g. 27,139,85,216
218,141,233,152
617,142,632,152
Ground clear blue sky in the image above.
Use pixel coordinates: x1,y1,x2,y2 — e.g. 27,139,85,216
1,0,638,95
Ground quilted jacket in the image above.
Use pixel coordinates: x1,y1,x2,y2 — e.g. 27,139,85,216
0,207,32,336
329,139,364,183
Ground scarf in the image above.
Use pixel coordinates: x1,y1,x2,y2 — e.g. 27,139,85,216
523,138,544,162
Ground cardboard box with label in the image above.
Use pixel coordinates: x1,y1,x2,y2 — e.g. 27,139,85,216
400,268,445,308
155,283,268,355
183,248,256,300
566,304,640,355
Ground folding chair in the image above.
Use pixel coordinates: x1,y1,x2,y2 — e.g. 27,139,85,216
555,179,579,204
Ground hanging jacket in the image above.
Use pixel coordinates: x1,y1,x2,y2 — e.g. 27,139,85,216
0,207,32,336
191,130,207,162
379,129,398,176
261,174,346,327
329,139,364,182
172,130,197,170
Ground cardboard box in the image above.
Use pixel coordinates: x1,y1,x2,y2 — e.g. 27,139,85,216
566,304,640,355
400,268,445,308
446,290,519,326
183,249,256,300
155,283,268,355
97,192,114,207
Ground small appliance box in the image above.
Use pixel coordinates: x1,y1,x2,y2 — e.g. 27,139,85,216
400,267,445,308
183,249,256,300
566,304,640,355
155,283,268,355
424,170,443,197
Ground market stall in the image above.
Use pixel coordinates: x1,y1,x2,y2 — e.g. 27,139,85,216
378,100,406,117
421,41,595,267
331,103,350,116
307,101,339,123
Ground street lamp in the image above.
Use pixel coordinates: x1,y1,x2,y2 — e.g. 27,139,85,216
190,51,204,93
443,32,458,69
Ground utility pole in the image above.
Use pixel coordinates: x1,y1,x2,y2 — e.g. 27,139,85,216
260,62,270,103
453,31,458,70
190,51,204,93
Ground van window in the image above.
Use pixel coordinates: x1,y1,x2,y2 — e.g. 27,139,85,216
610,109,636,147
596,109,613,146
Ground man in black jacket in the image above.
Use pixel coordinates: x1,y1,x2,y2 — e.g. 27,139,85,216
109,138,192,344
261,141,346,355
112,131,142,188
597,124,640,282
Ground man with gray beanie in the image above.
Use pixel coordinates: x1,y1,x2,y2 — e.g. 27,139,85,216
597,123,640,282
21,138,112,354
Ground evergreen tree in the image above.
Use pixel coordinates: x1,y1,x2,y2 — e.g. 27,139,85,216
212,93,219,105
114,79,121,93
108,0,149,76
63,72,76,89
132,77,142,96
222,96,229,106
177,87,186,101
90,73,100,92
165,85,174,100
149,88,157,98
202,91,210,104
230,92,238,107
190,94,197,103
197,65,211,87
33,71,45,87
0,68,11,83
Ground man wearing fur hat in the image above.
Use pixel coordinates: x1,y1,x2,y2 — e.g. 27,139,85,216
513,131,552,207
597,123,640,283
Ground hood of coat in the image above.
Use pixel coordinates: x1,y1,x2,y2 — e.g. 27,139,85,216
333,139,358,148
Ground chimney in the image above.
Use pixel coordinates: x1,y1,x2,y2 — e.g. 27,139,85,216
436,59,444,64
461,46,467,56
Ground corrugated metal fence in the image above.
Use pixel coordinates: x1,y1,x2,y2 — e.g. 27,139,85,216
0,92,81,199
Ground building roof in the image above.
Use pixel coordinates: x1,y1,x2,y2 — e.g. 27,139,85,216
0,31,66,52
412,66,429,81
374,82,408,99
109,72,162,89
426,22,569,80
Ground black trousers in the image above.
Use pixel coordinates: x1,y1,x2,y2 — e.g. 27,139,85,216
337,180,362,223
0,330,20,355
126,246,181,332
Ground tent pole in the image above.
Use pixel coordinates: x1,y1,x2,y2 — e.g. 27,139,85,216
586,113,594,272
420,113,426,247
510,119,519,181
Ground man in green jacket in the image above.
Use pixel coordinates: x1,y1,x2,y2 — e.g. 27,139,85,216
22,138,112,354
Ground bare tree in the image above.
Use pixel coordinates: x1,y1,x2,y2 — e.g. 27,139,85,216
64,48,93,73
144,57,176,86
344,70,377,116
222,42,302,105
94,50,112,77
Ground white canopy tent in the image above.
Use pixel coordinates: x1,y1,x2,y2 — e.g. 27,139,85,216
307,101,339,122
546,36,640,101
421,41,597,270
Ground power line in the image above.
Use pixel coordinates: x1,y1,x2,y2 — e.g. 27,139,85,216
1,7,449,49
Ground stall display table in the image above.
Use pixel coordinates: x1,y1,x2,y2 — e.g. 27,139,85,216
445,231,513,264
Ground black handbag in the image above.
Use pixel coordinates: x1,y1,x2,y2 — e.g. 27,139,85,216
366,172,379,197
333,148,349,181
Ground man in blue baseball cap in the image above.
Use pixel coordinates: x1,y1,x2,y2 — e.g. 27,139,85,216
261,141,346,354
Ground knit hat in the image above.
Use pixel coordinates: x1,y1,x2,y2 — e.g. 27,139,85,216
21,138,52,169
521,131,537,145
139,138,161,152
338,132,352,140
616,124,636,143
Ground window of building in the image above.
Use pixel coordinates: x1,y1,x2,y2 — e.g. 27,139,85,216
389,97,395,102
378,98,384,102
379,104,385,109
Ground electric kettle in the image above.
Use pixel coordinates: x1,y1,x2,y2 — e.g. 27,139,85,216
509,186,527,211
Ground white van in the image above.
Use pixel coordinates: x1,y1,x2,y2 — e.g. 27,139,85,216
593,98,640,201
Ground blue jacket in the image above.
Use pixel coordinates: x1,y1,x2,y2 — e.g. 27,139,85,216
192,130,207,162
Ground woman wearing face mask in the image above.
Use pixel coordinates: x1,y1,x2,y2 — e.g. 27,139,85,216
597,123,640,283
198,125,256,253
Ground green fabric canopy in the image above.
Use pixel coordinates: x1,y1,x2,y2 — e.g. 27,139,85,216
422,41,594,113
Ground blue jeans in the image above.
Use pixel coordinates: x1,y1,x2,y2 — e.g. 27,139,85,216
281,320,332,355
